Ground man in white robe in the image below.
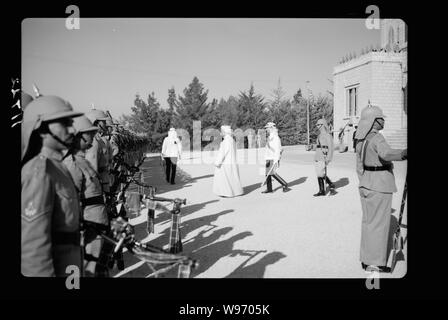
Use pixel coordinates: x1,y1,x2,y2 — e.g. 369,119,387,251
213,125,243,197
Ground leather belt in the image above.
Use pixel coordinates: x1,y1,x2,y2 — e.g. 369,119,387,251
81,195,104,207
316,145,328,149
53,231,80,246
363,165,392,171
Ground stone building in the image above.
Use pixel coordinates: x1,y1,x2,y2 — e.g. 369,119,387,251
332,19,407,151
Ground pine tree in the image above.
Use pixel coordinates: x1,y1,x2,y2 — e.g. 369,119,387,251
236,83,268,130
174,76,210,134
167,86,178,127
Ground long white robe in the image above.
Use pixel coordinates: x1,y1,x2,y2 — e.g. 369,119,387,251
212,135,243,197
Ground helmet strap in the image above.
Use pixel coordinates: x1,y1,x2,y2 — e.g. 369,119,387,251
47,129,73,149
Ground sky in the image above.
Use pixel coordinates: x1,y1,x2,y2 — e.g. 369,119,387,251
22,18,380,119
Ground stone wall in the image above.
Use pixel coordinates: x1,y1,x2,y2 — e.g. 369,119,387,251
333,51,407,150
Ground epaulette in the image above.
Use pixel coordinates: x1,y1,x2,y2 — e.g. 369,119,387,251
22,154,49,179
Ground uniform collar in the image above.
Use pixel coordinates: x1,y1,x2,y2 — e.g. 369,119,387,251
41,146,64,161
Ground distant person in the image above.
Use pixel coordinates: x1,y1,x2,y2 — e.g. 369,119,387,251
213,125,243,197
161,128,182,184
313,118,336,196
262,122,290,193
354,104,407,273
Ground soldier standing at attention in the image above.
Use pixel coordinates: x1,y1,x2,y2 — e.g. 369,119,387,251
21,95,83,276
105,115,120,189
354,104,407,272
85,108,111,195
63,116,110,277
313,118,336,196
100,113,114,191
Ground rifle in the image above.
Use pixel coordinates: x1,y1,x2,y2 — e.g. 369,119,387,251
109,155,153,219
145,196,186,254
389,174,408,271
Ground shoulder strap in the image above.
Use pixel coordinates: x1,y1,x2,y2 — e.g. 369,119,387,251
360,140,367,166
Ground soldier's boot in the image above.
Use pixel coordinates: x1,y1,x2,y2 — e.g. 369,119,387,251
95,263,110,277
272,174,290,192
99,240,116,269
116,249,125,270
325,176,337,195
313,178,326,196
262,176,273,193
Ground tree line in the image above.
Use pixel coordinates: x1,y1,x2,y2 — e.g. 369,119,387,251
120,76,333,152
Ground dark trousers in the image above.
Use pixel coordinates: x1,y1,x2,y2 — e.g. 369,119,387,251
265,160,287,191
164,157,177,183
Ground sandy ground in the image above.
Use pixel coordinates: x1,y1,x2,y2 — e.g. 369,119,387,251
111,145,407,279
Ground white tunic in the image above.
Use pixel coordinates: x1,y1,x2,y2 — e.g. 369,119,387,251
162,134,182,158
265,133,282,161
212,135,243,197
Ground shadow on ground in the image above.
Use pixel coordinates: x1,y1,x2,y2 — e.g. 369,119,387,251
333,177,349,189
137,155,213,195
146,209,234,251
245,176,308,194
189,231,254,277
225,251,287,278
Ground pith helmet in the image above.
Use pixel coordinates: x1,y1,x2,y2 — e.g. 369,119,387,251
85,109,108,124
73,115,98,133
355,104,386,140
21,95,83,160
105,110,119,127
105,117,113,127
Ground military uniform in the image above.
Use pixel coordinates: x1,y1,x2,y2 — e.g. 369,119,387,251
313,119,336,196
86,133,110,193
64,115,112,276
65,150,109,276
263,122,289,193
355,105,407,269
22,148,82,276
101,133,114,189
314,130,334,176
21,94,83,277
85,109,111,194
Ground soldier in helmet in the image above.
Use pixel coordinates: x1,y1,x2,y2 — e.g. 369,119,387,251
104,113,120,189
63,116,110,277
313,118,336,196
85,109,111,194
105,114,120,159
354,103,407,272
21,95,83,276
262,122,290,193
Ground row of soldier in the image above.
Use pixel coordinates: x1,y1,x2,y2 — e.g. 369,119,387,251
21,90,149,277
20,88,408,277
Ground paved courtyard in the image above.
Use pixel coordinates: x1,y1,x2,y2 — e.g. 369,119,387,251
112,145,407,279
